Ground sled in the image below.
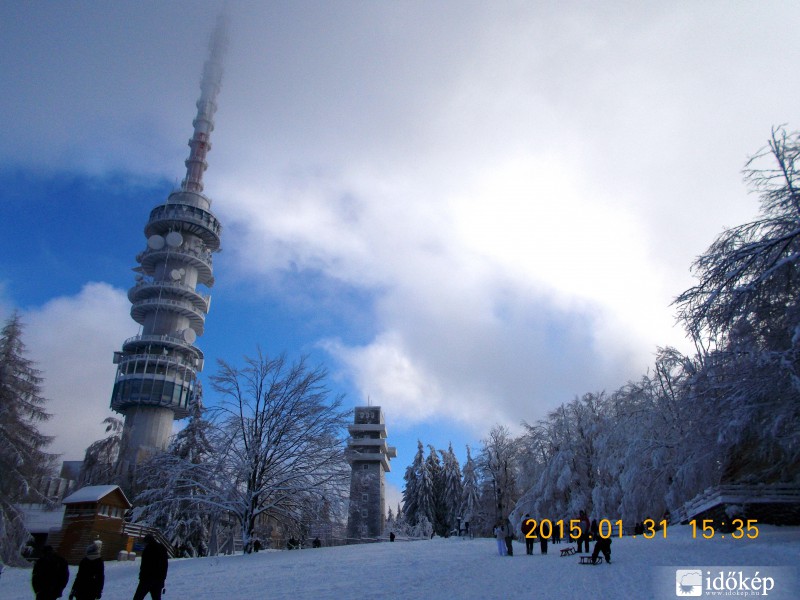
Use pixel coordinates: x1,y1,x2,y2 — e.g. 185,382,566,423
560,547,576,557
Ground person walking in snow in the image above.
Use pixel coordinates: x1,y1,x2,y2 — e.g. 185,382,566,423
69,542,104,600
132,534,168,600
31,545,69,600
521,514,535,555
493,521,507,556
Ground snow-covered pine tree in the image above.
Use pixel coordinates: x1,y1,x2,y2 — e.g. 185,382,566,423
134,388,216,557
402,440,425,525
412,515,433,539
439,443,462,536
0,313,57,565
392,502,410,537
460,445,480,534
425,444,447,536
386,505,394,528
79,417,122,486
171,384,215,464
414,445,436,532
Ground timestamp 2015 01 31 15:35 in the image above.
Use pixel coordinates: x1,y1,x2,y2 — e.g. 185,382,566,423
522,518,760,540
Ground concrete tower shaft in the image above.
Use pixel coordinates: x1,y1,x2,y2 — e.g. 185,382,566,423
111,16,228,472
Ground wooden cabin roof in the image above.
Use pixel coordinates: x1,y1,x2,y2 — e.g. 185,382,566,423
62,485,132,508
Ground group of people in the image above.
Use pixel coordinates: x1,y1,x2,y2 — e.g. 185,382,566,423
493,509,612,564
492,519,515,556
30,534,168,600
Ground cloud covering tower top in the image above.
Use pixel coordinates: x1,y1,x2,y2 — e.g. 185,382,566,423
182,14,229,195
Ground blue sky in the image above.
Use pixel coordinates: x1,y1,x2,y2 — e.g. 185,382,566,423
2,1,800,506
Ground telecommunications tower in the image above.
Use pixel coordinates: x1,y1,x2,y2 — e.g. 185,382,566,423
111,16,228,474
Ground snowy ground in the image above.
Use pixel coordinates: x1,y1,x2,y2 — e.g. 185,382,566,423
3,525,798,599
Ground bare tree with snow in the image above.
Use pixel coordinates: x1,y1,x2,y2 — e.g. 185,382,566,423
206,351,351,552
478,425,520,522
675,127,800,484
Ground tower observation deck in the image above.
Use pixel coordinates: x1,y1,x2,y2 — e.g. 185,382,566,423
111,16,228,473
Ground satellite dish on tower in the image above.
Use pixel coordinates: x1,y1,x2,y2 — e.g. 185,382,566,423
170,269,182,281
147,235,165,250
182,328,197,344
165,231,183,247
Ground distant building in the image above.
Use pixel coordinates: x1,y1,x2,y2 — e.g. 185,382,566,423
345,406,397,540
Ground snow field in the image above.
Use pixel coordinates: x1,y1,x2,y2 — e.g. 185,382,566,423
2,525,798,599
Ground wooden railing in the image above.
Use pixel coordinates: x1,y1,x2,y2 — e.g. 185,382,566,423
675,484,800,523
122,522,177,558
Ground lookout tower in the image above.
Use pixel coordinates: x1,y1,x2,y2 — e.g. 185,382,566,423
110,16,228,474
346,406,397,540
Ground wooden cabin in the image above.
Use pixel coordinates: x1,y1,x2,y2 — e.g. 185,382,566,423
49,485,132,564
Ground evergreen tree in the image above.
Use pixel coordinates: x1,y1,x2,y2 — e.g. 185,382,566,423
79,417,122,486
425,444,447,536
171,385,215,464
134,389,216,557
402,440,425,525
393,502,410,537
416,445,437,530
440,443,463,535
460,445,480,531
0,313,56,565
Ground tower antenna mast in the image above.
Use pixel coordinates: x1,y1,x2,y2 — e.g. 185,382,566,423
182,14,229,194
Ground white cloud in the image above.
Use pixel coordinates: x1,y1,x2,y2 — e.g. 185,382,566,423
2,1,798,447
385,480,403,518
22,283,137,461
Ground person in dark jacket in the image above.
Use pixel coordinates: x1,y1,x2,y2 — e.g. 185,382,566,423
31,545,69,600
521,514,535,555
69,542,104,600
132,534,168,600
591,535,612,564
504,517,514,556
539,522,549,555
576,510,590,553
